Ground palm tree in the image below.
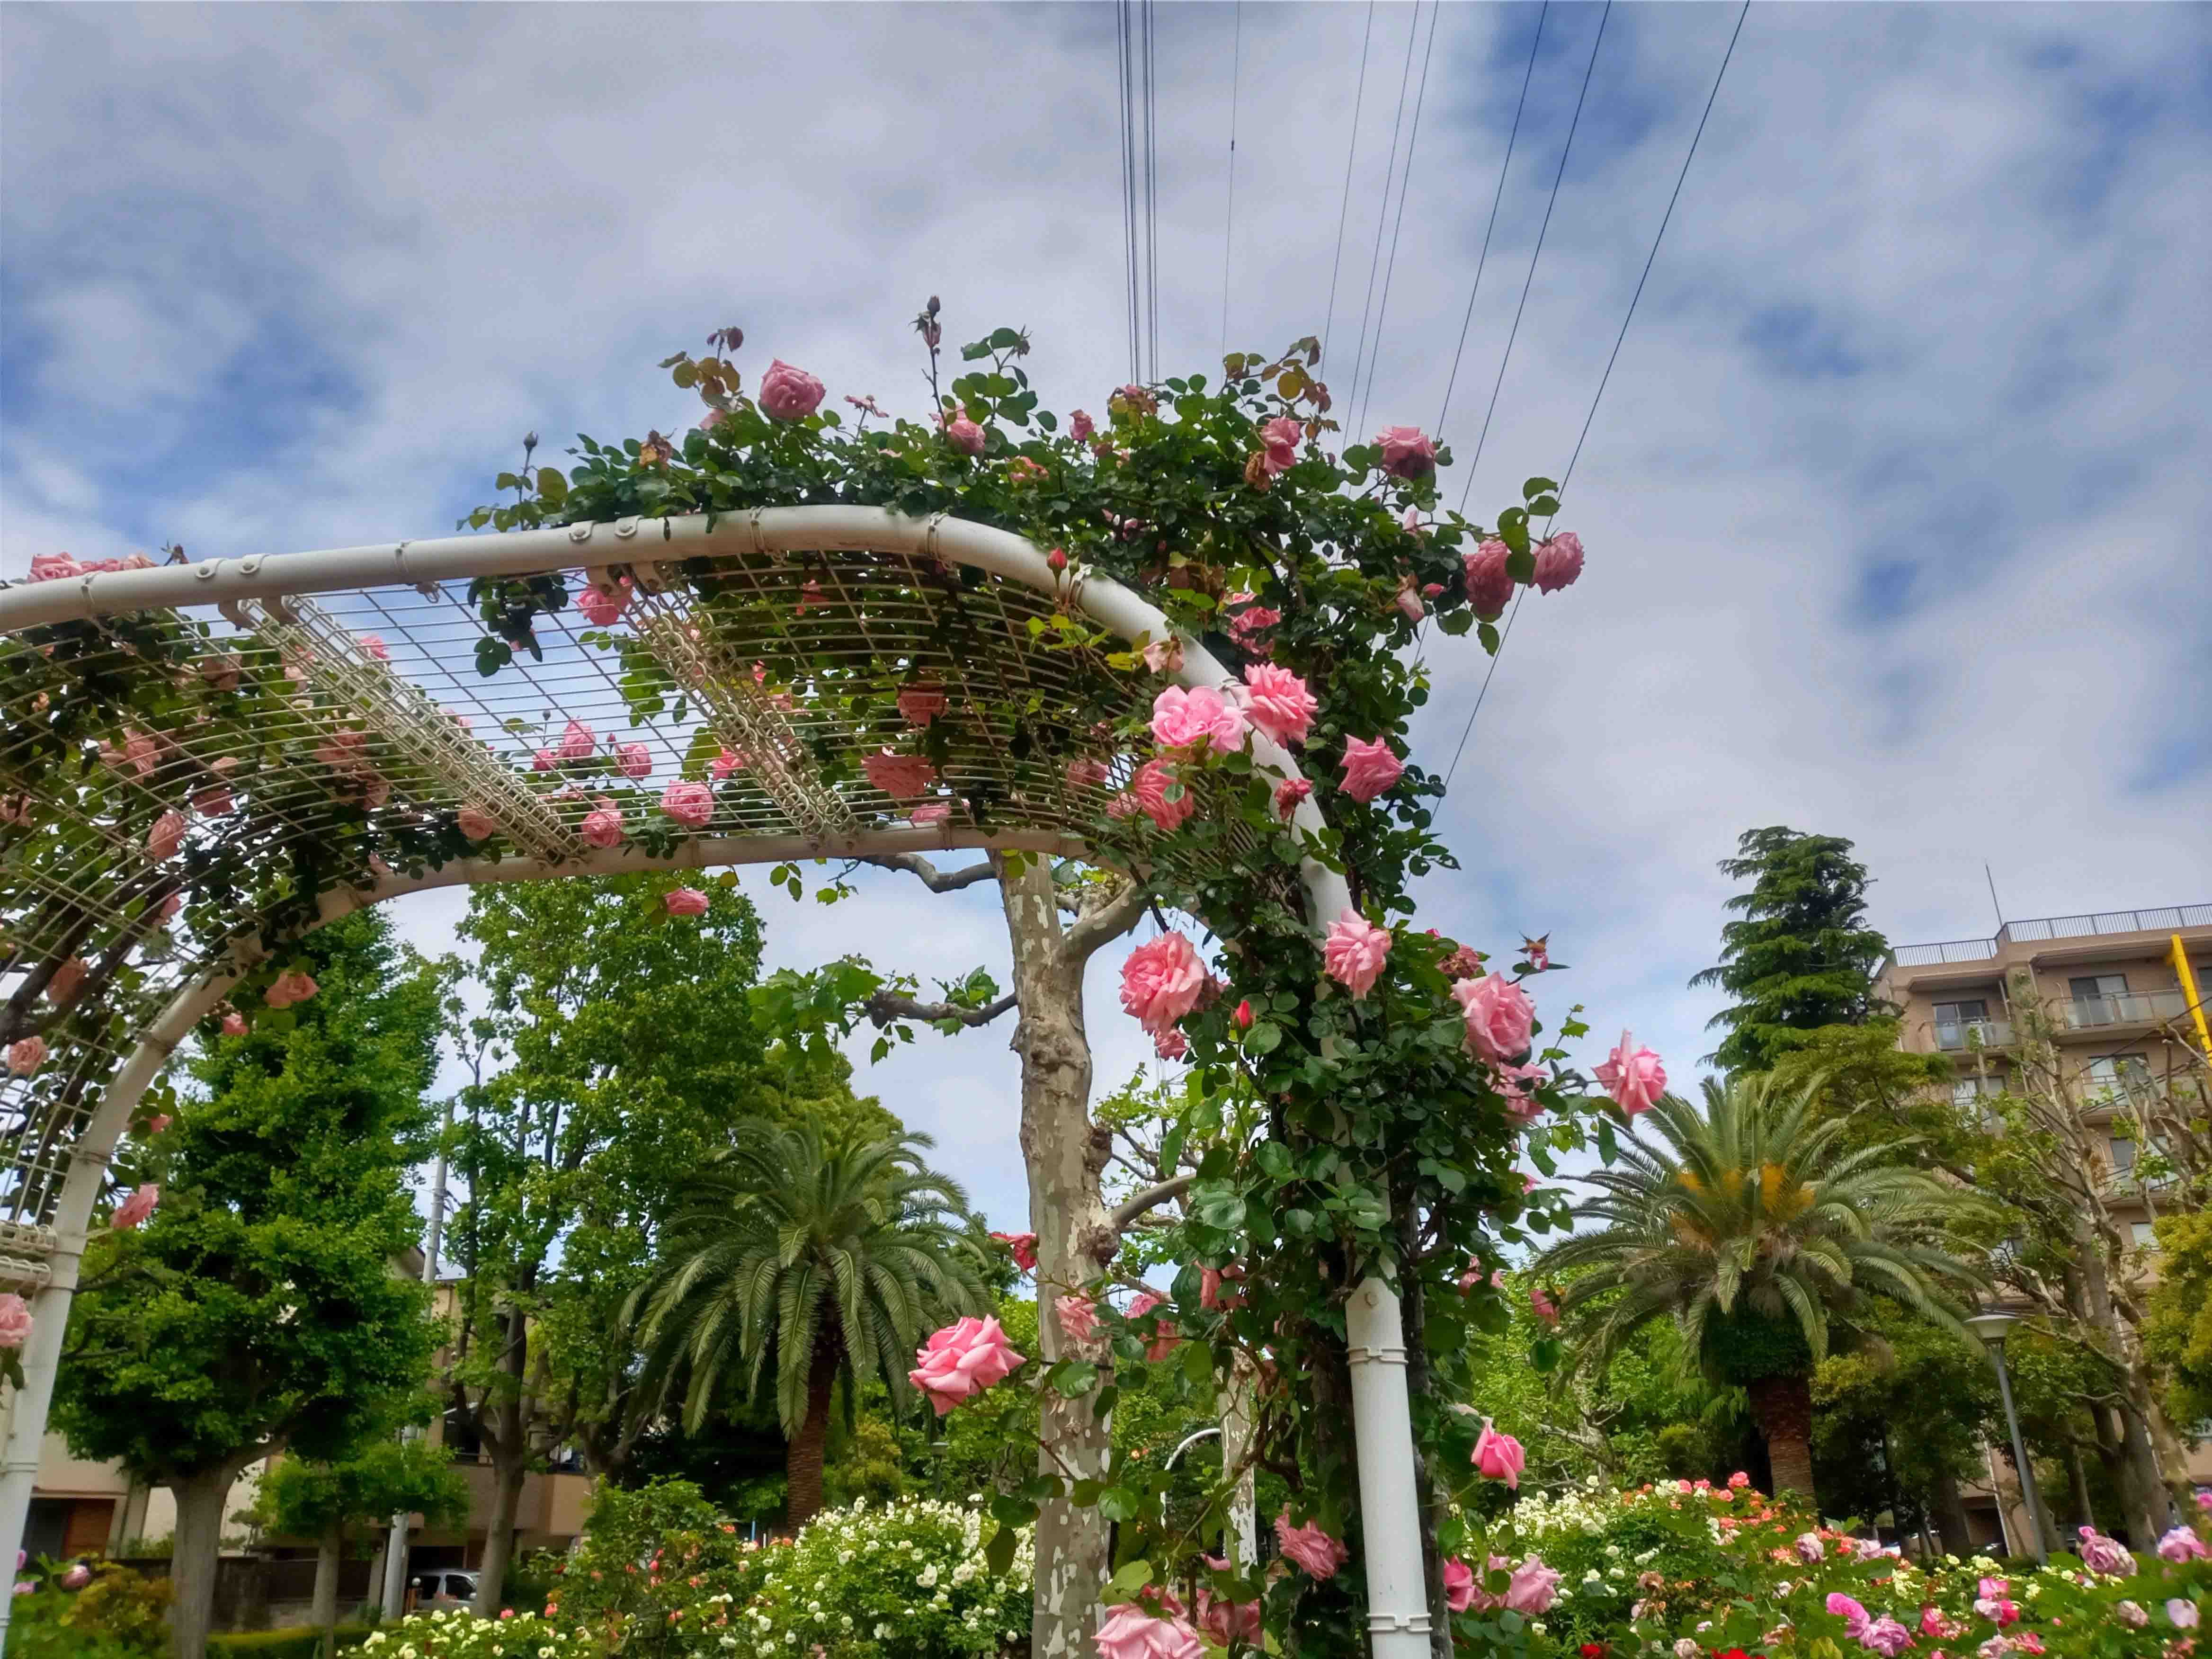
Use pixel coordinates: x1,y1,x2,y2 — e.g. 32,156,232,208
627,1122,988,1526
1534,1071,1985,1500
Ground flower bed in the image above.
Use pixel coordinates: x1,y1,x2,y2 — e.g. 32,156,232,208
1489,1476,2209,1659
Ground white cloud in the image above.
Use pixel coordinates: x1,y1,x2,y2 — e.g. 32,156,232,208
5,2,2206,1228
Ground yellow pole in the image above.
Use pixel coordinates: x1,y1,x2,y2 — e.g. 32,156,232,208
2172,933,2212,1062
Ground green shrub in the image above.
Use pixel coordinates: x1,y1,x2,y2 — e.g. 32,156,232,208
205,1627,372,1659
359,1611,596,1659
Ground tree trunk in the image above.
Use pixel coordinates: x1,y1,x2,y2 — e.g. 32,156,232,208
1930,1467,1974,1557
1220,1354,1259,1568
785,1349,837,1529
2064,1443,2096,1531
997,855,1116,1659
311,1518,342,1657
1746,1374,1817,1502
472,1458,526,1618
168,1466,234,1659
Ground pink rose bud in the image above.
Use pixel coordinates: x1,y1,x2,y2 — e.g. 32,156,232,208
1533,531,1584,593
1472,1419,1525,1488
1233,999,1252,1030
1069,410,1095,441
1273,777,1313,819
358,633,392,662
1047,547,1068,572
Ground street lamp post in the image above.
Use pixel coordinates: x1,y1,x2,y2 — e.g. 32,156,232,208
1965,1309,2049,1565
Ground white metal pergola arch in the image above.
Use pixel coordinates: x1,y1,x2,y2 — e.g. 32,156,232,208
0,508,1429,1651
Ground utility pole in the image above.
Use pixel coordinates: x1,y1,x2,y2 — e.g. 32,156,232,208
381,1097,454,1621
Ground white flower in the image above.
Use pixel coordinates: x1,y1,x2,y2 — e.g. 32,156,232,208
875,1626,893,1641
917,1564,939,1588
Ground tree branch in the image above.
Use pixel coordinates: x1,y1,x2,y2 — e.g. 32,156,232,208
1061,878,1153,967
864,989,1019,1030
1111,1174,1195,1234
861,853,1000,893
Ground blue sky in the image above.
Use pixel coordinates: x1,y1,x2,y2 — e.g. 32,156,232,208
5,2,2208,1231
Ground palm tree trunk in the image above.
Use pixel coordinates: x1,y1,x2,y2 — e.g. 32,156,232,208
1747,1374,1818,1502
785,1350,837,1529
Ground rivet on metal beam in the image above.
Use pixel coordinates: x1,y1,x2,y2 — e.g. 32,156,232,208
614,517,640,540
568,523,594,544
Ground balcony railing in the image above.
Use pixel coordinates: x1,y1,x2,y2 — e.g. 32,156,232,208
2063,988,2191,1029
1887,901,2211,970
1934,1017,2013,1052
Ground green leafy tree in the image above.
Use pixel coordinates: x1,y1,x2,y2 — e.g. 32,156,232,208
260,1437,469,1654
1689,827,1892,1072
51,912,443,1659
1535,1072,1985,1501
442,870,770,1613
2145,1208,2212,1429
627,1122,987,1526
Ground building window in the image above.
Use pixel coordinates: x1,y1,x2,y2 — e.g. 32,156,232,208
1934,999,1989,1025
2110,1137,2137,1176
1952,1076,1989,1109
2069,973,2132,1026
2133,1221,2159,1249
1933,998,1998,1051
2086,1054,2150,1097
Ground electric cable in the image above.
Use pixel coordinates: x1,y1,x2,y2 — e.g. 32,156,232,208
1345,2,1423,435
1352,0,1443,445
1219,1,1242,358
1319,2,1377,378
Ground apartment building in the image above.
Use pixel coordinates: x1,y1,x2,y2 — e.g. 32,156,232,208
1874,900,2212,1550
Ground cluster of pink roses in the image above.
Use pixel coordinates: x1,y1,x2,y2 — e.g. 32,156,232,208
25,552,158,583
1442,1552,1560,1616
111,1183,159,1231
0,1293,32,1350
264,969,319,1008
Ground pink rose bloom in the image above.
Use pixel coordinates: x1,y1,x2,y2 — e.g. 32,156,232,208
146,809,186,862
943,413,986,455
1796,1532,1825,1562
28,552,83,582
1258,415,1302,476
1226,598,1282,655
1055,1294,1101,1347
149,1115,171,1134
1140,636,1186,676
1323,910,1391,999
617,742,652,779
532,748,558,772
1273,776,1312,820
908,1315,1026,1414
1130,759,1195,832
576,579,630,627
559,720,596,762
1921,1607,1963,1641
1402,504,1427,536
1534,532,1584,594
898,683,948,727
1472,1418,1525,1488
1860,1616,1914,1657
1505,1556,1561,1616
664,888,710,918
191,785,235,816
660,779,715,828
1065,758,1111,789
1153,1028,1189,1061
1443,1557,1477,1613
1274,1511,1348,1580
1106,792,1140,820
47,958,86,1005
0,1295,28,1352
1530,1284,1560,1326
2169,1600,2199,1630
1120,932,1207,1035
156,892,184,926
359,633,391,662
1150,686,1248,755
990,1231,1039,1273
1464,538,1515,617
758,359,826,420
1595,1030,1667,1114
457,805,499,842
1095,1602,1204,1659
862,750,937,801
1240,663,1317,747
221,1012,247,1037
201,655,242,691
911,802,951,827
1069,410,1095,441
1827,1593,1870,1632
2198,1490,2212,1512
1199,1265,1243,1311
2076,1526,2135,1576
58,1562,89,1591
1338,735,1404,803
1396,575,1426,623
1194,1585,1261,1650
1375,426,1437,479
1126,1289,1180,1360
1454,974,1535,1064
266,970,319,1008
7,1038,45,1078
2159,1525,2211,1562
113,1184,160,1230
710,748,747,781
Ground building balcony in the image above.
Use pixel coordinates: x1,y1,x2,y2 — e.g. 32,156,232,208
1934,1017,2013,1052
2062,988,2191,1031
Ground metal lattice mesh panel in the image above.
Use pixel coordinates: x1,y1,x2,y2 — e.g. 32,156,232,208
1,527,1259,1236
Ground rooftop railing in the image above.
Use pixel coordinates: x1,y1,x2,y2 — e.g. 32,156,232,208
1887,903,2212,970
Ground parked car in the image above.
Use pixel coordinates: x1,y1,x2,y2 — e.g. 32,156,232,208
414,1569,478,1609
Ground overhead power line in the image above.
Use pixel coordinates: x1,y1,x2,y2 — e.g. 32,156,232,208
1351,0,1443,446
1219,1,1242,357
1436,3,1550,438
1143,0,1161,379
1319,2,1377,378
1344,2,1423,437
1116,0,1142,381
1442,0,1753,791
1457,0,1613,514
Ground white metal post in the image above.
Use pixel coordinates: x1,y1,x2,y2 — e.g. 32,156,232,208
1346,1277,1432,1659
